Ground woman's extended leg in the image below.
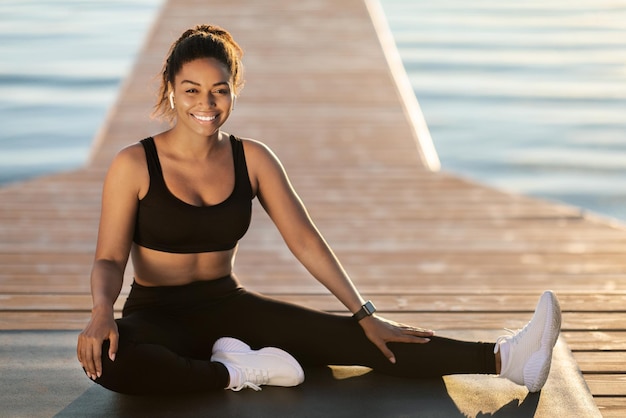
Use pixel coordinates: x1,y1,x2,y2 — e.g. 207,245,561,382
208,288,560,391
205,290,496,377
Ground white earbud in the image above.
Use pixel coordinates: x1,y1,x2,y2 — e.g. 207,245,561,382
168,91,175,109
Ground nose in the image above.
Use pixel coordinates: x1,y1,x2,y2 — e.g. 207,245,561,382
203,92,216,107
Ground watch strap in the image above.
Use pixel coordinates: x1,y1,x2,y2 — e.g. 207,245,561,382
352,300,376,321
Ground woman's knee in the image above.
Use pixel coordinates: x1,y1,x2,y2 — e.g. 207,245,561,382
88,339,136,394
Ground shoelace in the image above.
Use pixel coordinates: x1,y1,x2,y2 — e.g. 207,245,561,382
494,327,524,353
231,368,270,392
231,382,262,392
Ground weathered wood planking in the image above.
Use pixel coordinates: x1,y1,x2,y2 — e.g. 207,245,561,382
0,0,624,415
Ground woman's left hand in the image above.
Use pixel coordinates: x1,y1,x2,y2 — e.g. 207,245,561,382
358,315,434,364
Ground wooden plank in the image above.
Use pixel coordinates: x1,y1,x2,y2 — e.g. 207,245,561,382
2,274,626,295
562,331,626,351
595,398,626,418
572,352,626,374
4,293,626,313
584,375,626,397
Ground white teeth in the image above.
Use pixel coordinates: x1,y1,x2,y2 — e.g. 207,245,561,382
194,114,216,122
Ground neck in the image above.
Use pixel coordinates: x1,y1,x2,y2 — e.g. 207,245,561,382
162,126,225,158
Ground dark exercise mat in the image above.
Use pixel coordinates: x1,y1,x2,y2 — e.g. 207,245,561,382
48,331,599,418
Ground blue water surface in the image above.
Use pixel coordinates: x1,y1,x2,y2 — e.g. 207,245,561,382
0,0,162,183
381,0,626,221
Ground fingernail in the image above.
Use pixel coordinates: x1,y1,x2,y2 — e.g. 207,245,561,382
110,353,116,362
390,357,396,364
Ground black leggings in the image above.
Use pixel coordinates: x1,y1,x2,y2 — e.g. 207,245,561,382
94,275,496,395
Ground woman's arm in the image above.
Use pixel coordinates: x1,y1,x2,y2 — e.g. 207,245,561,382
245,140,433,363
77,144,145,379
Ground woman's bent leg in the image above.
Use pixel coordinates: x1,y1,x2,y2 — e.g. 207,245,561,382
93,313,230,395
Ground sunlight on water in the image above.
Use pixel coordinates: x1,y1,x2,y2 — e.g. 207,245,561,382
381,0,626,221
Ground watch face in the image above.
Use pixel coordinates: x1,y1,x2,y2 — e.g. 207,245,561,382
364,301,375,315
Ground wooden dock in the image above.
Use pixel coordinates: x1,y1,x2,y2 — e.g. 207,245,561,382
1,0,625,416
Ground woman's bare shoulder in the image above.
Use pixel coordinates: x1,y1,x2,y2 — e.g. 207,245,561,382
116,140,146,160
239,137,279,162
109,141,148,171
237,137,286,194
103,141,150,196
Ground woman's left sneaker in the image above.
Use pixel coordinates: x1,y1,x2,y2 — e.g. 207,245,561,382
211,337,305,391
495,290,561,392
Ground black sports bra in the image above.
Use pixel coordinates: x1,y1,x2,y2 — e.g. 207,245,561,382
133,135,253,253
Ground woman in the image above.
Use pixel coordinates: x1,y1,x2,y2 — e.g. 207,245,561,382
77,24,561,395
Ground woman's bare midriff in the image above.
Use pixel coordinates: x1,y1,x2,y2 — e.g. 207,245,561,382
130,244,236,286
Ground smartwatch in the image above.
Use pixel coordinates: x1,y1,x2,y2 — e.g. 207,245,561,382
352,300,376,321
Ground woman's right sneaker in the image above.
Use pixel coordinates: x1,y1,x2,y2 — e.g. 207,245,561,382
495,290,561,392
211,337,305,391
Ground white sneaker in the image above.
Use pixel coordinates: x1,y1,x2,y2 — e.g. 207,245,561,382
211,337,305,391
495,290,561,392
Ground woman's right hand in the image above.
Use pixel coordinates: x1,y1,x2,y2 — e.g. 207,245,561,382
77,307,119,380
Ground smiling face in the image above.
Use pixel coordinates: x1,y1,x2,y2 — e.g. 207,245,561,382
170,57,235,139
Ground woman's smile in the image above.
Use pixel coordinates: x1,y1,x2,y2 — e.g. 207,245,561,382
191,113,218,123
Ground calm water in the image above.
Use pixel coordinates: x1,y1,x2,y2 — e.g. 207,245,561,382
0,0,162,184
381,0,626,222
1,1,625,223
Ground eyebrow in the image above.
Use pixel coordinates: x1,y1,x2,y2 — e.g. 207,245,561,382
180,80,230,88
